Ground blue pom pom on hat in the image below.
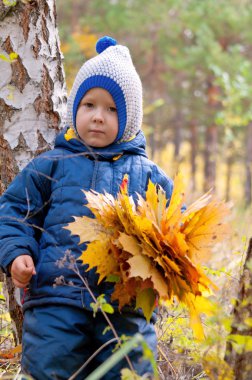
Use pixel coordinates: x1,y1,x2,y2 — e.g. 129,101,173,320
96,36,117,54
67,35,143,143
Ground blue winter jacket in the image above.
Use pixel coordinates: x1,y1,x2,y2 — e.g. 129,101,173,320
0,128,173,313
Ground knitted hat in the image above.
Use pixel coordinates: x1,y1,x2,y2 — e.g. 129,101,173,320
66,36,143,142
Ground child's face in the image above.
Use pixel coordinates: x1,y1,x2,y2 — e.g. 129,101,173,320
76,88,118,147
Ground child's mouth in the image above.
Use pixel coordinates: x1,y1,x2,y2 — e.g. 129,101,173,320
89,130,104,134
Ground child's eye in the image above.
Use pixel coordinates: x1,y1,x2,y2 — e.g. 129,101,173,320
85,102,94,108
82,102,94,108
109,107,117,113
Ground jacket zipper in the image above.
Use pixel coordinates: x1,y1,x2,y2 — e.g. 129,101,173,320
91,160,99,190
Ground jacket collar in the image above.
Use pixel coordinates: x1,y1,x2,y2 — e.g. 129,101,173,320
54,127,148,160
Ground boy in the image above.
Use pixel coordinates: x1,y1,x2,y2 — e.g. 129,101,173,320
0,36,173,379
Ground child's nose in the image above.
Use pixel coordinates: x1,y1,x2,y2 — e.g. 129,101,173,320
93,107,104,122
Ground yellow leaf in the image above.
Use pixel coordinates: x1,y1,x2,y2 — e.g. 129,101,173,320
182,199,231,261
64,128,77,141
65,216,106,244
135,288,156,322
228,334,252,352
182,293,217,340
163,172,185,227
156,187,169,226
145,180,158,215
3,0,16,7
164,230,189,257
80,239,118,284
84,190,118,228
1,344,22,357
189,307,205,341
160,255,181,275
141,179,166,225
203,354,234,379
117,233,141,256
127,255,168,298
120,368,143,380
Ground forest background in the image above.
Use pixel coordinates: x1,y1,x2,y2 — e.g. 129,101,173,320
0,0,252,379
57,0,252,208
57,1,252,377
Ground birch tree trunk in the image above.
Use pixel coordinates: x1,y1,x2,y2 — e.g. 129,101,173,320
0,0,67,343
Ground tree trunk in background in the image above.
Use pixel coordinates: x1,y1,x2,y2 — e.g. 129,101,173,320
0,0,67,343
71,1,84,32
225,152,232,202
141,31,166,161
148,113,156,160
189,120,197,192
203,81,220,193
173,110,183,161
224,238,252,379
224,140,234,202
245,122,252,205
203,124,217,192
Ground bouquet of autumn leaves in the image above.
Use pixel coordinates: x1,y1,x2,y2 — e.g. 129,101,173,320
66,173,230,339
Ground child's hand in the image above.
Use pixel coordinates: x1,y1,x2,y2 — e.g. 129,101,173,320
10,255,36,288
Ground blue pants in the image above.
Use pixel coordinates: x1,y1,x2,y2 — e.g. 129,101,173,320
21,305,157,379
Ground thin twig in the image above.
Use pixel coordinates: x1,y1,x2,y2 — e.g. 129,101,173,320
158,345,177,377
68,338,118,380
22,188,30,222
0,334,11,346
13,366,22,380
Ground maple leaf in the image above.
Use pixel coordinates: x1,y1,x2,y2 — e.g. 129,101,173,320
65,216,106,244
80,239,119,284
162,171,185,229
181,199,231,261
84,190,118,228
127,255,168,299
117,233,141,256
67,173,230,339
111,278,138,309
135,288,156,322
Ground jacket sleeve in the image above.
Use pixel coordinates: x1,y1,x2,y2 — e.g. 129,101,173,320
0,158,51,273
150,165,173,199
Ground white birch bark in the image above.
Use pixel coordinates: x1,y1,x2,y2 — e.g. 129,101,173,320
0,0,67,343
0,0,67,171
